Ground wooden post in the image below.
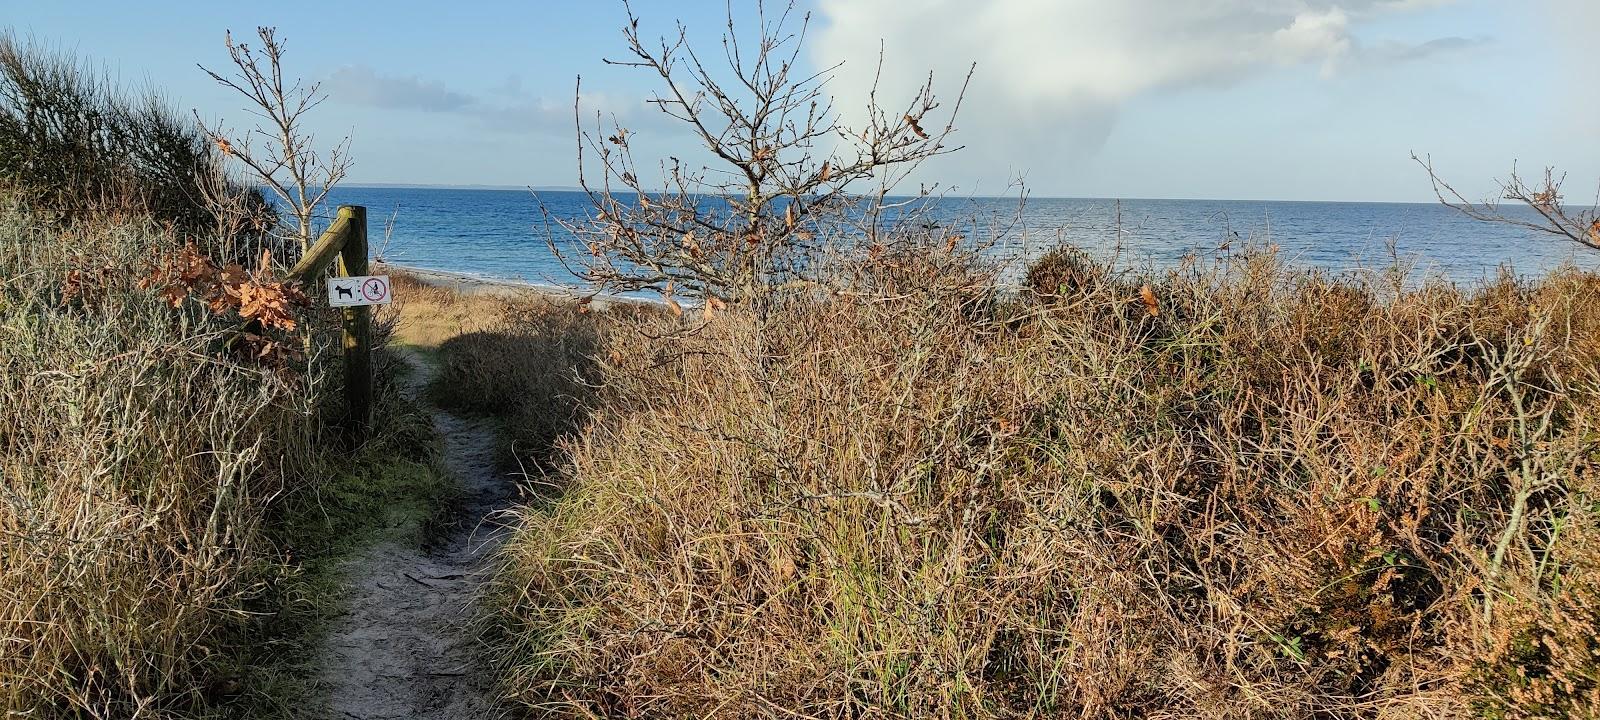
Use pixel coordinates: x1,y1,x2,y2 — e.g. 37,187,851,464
335,205,371,434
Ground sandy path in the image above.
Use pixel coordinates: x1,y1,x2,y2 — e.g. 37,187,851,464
317,352,512,719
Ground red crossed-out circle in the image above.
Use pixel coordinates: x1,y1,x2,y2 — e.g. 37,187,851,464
360,277,388,302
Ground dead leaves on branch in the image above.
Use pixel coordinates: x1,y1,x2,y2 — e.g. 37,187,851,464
904,114,929,140
693,295,730,322
144,242,307,330
235,277,306,331
60,264,123,308
1527,187,1561,208
662,281,684,317
1139,284,1161,317
138,242,310,364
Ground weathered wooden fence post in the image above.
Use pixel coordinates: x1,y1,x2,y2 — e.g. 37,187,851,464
336,205,372,432
282,204,376,438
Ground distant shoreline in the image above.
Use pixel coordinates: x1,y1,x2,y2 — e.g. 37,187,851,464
335,184,1468,206
377,262,658,308
340,183,582,193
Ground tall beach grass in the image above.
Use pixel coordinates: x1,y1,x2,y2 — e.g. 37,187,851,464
0,36,450,716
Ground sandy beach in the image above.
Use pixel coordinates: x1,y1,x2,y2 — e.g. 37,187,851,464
376,262,657,308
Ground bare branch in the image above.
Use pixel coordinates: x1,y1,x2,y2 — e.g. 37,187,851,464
1414,152,1600,253
559,2,976,307
198,27,353,255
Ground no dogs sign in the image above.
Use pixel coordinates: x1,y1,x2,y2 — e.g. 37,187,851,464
328,275,392,307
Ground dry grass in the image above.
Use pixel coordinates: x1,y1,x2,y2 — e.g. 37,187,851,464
384,272,503,349
0,210,324,716
0,38,449,718
484,244,1600,718
0,213,450,718
386,271,626,469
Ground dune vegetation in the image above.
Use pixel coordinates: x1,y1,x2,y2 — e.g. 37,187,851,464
436,8,1600,716
0,36,449,719
456,243,1600,718
5,7,1600,719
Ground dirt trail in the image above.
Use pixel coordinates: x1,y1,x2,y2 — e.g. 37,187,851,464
317,352,512,719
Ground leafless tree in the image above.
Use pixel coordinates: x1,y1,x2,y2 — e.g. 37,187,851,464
549,1,974,308
1414,153,1600,253
198,27,352,255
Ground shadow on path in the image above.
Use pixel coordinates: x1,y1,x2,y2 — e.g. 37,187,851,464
316,349,514,719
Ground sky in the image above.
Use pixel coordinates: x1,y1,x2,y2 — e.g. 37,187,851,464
3,0,1594,202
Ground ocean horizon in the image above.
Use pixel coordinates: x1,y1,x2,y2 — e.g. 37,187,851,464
324,186,1600,290
336,182,1532,206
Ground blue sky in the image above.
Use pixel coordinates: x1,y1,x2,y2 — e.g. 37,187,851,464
4,0,1594,202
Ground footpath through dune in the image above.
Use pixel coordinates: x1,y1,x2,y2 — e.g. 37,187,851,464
316,350,512,719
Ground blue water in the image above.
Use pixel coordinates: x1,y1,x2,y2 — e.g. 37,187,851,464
323,186,1599,288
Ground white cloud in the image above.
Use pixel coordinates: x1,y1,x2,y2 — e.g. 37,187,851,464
811,0,1472,189
327,65,475,113
327,65,661,135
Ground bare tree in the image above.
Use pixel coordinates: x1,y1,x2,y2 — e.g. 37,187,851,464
198,27,352,254
550,1,974,308
1414,153,1600,253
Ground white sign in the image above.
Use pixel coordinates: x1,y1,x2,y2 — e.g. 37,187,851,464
328,275,392,307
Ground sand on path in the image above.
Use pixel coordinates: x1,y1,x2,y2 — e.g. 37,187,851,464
316,350,512,719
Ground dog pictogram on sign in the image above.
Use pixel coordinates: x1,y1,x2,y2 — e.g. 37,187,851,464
328,275,393,307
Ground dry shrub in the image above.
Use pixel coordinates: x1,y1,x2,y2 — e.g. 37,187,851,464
1025,245,1119,299
0,210,321,716
490,244,1600,718
390,273,619,465
0,34,272,243
431,298,602,462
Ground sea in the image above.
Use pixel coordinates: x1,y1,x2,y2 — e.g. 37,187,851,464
322,186,1599,290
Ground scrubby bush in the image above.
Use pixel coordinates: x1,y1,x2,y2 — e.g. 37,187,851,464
489,245,1600,718
416,282,608,466
0,209,322,716
0,31,446,720
1024,245,1116,299
0,33,271,242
